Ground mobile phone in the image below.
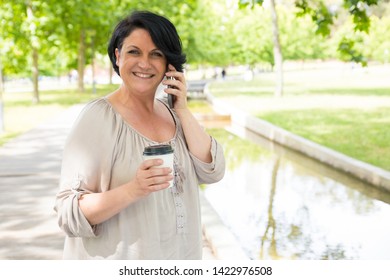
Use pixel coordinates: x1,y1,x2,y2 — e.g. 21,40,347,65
167,93,175,108
167,76,176,108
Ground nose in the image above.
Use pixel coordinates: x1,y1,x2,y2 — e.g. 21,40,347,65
137,55,151,69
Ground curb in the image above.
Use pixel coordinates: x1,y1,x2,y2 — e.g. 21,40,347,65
204,84,390,193
200,191,250,260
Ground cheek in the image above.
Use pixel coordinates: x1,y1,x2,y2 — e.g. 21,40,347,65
116,58,130,71
158,69,166,81
159,61,168,73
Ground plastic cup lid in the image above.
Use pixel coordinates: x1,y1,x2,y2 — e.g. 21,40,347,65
143,144,174,156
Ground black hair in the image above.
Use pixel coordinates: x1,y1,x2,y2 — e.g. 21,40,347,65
108,10,186,76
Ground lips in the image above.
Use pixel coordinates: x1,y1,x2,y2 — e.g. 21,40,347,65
133,72,154,79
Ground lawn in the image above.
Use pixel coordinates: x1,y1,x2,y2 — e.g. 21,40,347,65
208,62,390,171
0,84,116,146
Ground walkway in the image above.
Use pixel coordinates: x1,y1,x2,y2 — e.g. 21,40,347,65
0,105,80,259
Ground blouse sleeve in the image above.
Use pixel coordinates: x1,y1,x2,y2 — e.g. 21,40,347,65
54,100,116,238
189,136,225,184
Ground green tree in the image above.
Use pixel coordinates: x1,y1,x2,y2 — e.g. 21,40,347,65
0,0,65,102
278,5,329,61
362,8,390,63
239,0,284,97
295,0,380,65
232,7,274,67
52,0,115,92
237,0,381,96
29,0,66,101
182,0,231,66
0,2,29,77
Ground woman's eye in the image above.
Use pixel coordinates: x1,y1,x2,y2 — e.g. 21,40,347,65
152,52,164,57
128,50,139,55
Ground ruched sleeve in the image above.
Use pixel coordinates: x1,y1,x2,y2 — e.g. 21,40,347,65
54,99,118,237
189,136,225,184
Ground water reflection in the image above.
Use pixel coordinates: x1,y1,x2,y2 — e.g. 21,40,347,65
205,126,390,260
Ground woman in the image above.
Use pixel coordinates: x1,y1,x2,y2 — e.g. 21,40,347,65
54,10,225,259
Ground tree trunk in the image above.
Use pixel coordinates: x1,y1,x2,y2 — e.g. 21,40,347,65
269,0,283,97
32,48,39,103
27,2,39,103
91,50,96,94
78,29,86,92
109,64,113,85
91,36,96,94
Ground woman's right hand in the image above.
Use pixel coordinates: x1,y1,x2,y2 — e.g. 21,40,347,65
131,158,173,198
78,159,173,226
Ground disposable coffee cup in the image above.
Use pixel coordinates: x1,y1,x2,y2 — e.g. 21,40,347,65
143,144,174,188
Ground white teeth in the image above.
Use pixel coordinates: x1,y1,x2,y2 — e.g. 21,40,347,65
135,73,153,78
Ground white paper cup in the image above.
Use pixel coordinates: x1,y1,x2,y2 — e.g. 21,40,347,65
143,144,174,188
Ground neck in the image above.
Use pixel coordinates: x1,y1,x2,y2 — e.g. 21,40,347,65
115,85,156,113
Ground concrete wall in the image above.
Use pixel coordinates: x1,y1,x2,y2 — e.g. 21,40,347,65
205,87,390,193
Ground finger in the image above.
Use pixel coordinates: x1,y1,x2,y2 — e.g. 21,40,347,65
145,174,174,188
167,64,176,72
146,167,173,178
141,158,163,170
166,66,184,81
135,170,172,190
163,78,179,90
148,173,174,184
164,76,186,94
149,182,171,192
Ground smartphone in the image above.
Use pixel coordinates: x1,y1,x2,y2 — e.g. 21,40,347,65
167,76,176,108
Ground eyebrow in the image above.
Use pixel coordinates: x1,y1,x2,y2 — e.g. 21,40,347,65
124,45,162,53
123,45,139,50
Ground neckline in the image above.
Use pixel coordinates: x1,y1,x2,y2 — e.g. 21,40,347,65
101,97,178,144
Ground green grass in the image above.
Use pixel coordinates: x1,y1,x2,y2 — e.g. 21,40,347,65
0,84,116,146
258,108,390,170
208,63,390,171
187,99,214,113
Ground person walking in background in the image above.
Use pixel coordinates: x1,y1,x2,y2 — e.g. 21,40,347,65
221,68,226,79
54,10,225,259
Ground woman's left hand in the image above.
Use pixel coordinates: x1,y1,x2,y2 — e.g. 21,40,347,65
164,65,213,164
163,64,187,110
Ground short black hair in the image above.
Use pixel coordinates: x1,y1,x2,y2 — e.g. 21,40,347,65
108,10,186,76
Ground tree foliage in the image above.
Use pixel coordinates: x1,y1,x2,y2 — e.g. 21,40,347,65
238,0,382,66
295,0,380,64
1,0,390,90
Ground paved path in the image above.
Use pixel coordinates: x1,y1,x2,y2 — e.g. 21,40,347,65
0,105,82,259
0,104,218,260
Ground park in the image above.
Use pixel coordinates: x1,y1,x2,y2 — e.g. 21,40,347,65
0,0,389,267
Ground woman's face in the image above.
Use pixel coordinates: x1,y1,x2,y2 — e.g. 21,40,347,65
115,28,167,95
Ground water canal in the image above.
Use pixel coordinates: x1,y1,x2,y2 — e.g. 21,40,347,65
204,124,390,260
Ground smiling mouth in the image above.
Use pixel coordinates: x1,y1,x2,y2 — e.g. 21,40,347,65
134,72,154,79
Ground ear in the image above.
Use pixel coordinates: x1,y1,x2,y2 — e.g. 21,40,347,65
115,48,120,66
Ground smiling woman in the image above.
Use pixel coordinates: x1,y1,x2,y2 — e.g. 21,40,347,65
107,11,186,76
54,10,226,260
112,29,167,96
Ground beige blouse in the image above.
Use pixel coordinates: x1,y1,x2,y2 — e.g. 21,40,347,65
54,97,225,259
